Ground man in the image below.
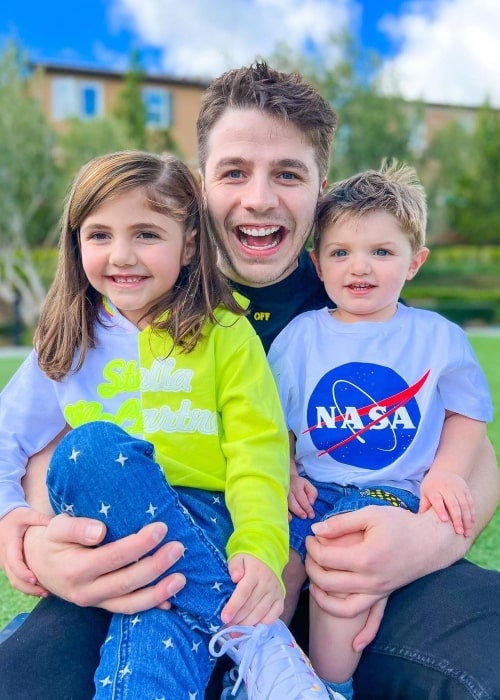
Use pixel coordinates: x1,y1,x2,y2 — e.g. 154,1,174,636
1,62,499,700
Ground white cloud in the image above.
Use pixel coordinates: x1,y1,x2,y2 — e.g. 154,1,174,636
110,0,355,79
378,0,500,107
108,0,499,107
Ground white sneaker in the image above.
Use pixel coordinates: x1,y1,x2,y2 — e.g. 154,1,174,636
210,619,344,699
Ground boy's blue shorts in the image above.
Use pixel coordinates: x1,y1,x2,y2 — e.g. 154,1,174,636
289,479,420,562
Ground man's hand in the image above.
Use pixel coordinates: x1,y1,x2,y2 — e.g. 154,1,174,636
24,513,187,614
305,505,466,637
0,506,51,595
221,554,284,626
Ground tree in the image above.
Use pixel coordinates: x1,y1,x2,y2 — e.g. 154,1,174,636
114,49,181,156
446,104,500,244
271,35,420,181
114,48,148,149
0,41,57,327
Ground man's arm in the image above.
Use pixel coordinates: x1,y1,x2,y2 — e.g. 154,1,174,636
21,433,187,613
305,436,499,642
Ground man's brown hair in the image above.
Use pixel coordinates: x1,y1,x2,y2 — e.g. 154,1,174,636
197,61,337,181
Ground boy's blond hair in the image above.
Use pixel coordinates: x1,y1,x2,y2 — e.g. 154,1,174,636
314,159,427,255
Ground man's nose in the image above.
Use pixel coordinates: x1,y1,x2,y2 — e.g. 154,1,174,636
240,175,279,212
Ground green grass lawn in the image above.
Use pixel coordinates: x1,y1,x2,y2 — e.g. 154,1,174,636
0,336,499,628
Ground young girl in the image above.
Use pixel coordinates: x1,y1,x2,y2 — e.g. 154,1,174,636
0,152,337,699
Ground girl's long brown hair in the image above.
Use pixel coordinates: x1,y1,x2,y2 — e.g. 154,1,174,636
35,151,244,380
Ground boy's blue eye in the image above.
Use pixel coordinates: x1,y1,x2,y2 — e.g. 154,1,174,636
375,249,389,256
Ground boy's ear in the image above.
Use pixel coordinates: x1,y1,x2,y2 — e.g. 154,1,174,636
406,246,429,281
182,229,198,265
310,249,323,281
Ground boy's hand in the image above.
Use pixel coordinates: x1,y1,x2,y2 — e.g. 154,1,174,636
288,474,318,519
0,507,51,595
221,554,284,626
419,469,475,536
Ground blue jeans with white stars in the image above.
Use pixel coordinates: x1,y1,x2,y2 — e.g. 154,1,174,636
46,421,235,699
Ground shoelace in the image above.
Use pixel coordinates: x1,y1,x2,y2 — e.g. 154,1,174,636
209,624,266,695
209,623,323,699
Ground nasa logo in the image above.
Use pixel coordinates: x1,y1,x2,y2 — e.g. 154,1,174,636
306,363,429,469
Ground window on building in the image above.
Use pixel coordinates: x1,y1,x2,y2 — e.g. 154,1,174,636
80,82,103,119
142,87,172,128
51,77,103,120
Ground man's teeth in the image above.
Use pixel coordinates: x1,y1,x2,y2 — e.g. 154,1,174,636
239,226,280,237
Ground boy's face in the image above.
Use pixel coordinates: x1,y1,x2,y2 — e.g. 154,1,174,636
316,210,428,323
201,108,325,287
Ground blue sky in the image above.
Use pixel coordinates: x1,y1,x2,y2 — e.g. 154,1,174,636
1,0,499,107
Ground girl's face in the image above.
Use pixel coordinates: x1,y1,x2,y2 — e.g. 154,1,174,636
80,189,196,328
316,210,428,323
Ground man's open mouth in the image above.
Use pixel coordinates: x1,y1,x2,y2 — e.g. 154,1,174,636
237,225,283,250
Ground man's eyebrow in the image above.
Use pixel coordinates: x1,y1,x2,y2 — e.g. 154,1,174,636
273,158,310,174
213,157,310,173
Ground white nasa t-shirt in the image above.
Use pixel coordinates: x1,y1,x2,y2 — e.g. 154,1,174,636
268,304,493,496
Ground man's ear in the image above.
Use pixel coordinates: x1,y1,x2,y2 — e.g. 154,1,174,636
406,246,429,281
182,229,198,265
319,178,327,197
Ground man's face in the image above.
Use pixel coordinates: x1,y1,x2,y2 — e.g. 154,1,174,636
202,108,325,287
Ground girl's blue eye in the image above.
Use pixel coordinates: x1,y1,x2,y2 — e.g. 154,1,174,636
333,250,347,257
375,249,389,256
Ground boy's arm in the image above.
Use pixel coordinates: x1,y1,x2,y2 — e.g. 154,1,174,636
419,412,486,535
430,411,487,482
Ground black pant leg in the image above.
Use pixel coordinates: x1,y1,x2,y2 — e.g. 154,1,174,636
0,596,110,700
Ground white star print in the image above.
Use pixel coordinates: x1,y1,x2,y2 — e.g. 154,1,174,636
191,641,201,652
99,502,111,517
212,495,221,505
131,615,141,626
146,503,158,517
212,581,222,592
69,448,80,462
210,516,218,524
118,663,132,679
189,692,198,699
115,452,128,466
209,623,220,633
98,676,112,687
162,637,174,649
62,504,74,514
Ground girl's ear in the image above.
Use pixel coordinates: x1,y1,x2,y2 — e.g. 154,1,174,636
406,246,429,281
182,229,198,266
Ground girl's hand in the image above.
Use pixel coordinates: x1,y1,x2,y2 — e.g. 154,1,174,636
221,554,284,626
288,474,317,519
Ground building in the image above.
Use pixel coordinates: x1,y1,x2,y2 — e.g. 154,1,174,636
30,62,209,168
